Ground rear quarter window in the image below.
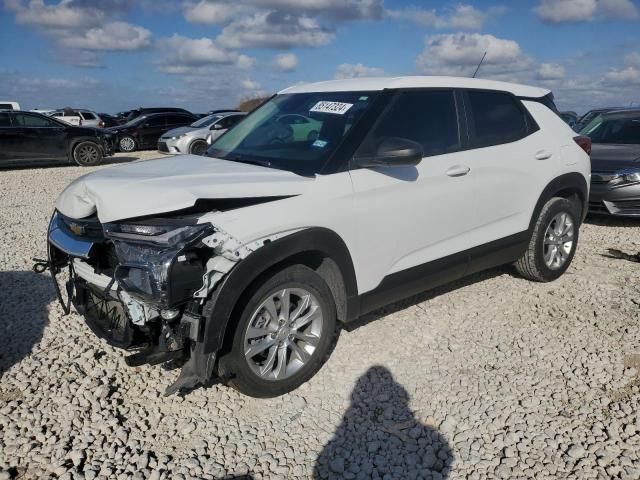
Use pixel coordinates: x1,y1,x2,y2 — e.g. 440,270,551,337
465,91,532,148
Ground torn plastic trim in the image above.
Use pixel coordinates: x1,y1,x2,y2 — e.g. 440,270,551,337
193,226,306,299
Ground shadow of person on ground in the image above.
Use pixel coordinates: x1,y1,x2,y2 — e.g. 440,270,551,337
314,366,453,480
0,270,56,376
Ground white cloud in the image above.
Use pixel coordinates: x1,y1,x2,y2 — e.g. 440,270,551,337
334,63,386,79
217,11,334,49
274,53,298,71
416,33,528,78
242,79,261,90
386,4,506,30
535,0,638,23
242,0,383,20
158,35,255,73
60,22,152,51
183,1,243,24
537,63,566,80
5,0,152,65
624,52,640,67
603,66,640,85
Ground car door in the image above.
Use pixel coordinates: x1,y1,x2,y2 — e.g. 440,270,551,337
0,112,17,163
349,89,474,294
458,90,546,248
11,112,68,162
138,115,167,148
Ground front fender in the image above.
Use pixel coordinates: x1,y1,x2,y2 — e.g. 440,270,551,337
201,227,358,354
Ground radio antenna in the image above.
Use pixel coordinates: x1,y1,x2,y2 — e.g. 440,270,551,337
472,51,487,78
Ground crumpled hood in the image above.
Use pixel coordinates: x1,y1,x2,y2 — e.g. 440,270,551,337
56,155,314,223
591,144,640,172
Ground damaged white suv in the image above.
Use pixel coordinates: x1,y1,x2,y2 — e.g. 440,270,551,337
46,77,590,397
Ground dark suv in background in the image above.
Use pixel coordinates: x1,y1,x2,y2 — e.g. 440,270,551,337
107,112,197,152
0,110,113,167
583,109,640,216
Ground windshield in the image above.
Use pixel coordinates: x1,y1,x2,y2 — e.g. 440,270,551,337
579,115,603,136
585,116,640,144
191,114,220,128
121,115,146,128
206,91,378,175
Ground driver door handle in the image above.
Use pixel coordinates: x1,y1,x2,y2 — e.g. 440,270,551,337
446,165,471,177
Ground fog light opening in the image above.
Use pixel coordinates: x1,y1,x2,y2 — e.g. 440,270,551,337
160,308,181,321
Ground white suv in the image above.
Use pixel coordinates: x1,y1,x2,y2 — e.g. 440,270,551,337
47,76,590,397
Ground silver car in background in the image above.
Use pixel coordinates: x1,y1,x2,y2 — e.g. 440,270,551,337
158,111,246,155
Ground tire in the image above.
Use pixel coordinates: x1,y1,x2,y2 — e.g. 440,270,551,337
218,265,339,398
118,136,136,152
189,139,208,156
515,197,580,282
72,141,103,167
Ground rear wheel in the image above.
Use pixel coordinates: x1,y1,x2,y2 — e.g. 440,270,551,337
189,139,208,155
119,136,136,152
73,141,103,166
515,197,580,282
218,265,339,398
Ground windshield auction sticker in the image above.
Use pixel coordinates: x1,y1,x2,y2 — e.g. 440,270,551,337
310,101,353,115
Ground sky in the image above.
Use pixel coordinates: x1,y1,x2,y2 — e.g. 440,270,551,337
1,0,640,114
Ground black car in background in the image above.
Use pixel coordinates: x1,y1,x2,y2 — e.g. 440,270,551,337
574,107,623,132
107,111,197,152
98,113,120,128
583,109,640,216
0,110,114,167
122,107,193,124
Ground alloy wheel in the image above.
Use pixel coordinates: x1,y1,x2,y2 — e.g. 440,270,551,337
543,212,574,270
243,288,323,381
77,144,99,164
119,137,135,152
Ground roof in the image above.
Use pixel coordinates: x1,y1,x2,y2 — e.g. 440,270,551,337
279,76,550,98
601,108,640,119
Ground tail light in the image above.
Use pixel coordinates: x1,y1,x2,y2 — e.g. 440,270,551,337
573,135,591,156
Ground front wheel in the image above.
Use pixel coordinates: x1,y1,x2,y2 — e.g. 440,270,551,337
73,141,103,166
218,265,338,398
515,197,580,282
189,139,208,155
118,135,136,152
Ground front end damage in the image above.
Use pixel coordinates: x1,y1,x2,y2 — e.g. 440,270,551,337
44,210,262,395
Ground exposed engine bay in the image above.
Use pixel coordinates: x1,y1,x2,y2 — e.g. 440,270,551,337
44,208,295,395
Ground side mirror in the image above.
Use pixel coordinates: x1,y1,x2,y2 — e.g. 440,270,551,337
354,137,423,168
211,123,223,130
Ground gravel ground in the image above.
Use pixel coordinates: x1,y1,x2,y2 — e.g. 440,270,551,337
1,151,639,480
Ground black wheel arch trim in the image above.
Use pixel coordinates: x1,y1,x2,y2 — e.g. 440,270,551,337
529,172,589,230
201,226,358,354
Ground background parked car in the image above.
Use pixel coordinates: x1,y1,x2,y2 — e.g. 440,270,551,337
574,107,623,132
276,113,322,141
121,107,193,124
98,113,120,128
0,110,113,167
48,108,105,128
0,101,20,110
582,109,640,216
560,111,578,128
158,111,246,155
108,111,197,152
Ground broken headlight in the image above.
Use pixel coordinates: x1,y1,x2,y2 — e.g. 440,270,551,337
103,222,211,307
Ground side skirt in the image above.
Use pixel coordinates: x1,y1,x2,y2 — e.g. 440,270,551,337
353,231,529,319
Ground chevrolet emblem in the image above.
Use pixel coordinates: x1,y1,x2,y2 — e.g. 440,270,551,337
68,222,86,236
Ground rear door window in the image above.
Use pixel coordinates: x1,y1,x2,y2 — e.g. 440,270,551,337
146,116,166,127
81,112,96,120
357,90,460,158
13,113,59,127
465,91,529,148
166,115,191,126
0,112,11,127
